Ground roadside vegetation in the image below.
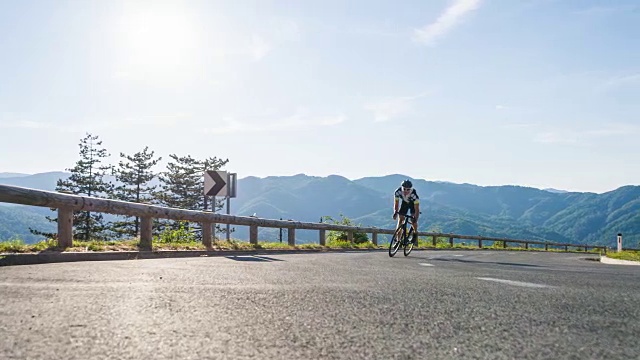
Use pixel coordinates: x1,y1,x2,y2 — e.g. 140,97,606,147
0,234,607,255
0,214,611,255
604,250,640,262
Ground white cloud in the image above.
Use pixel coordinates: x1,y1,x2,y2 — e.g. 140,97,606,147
350,26,403,38
602,73,640,90
247,35,272,61
533,123,640,144
28,114,190,134
582,123,640,137
534,132,579,144
495,105,507,110
0,112,55,129
364,93,429,122
208,116,248,134
237,20,301,61
0,120,53,129
206,108,346,134
74,114,190,132
272,19,302,42
413,0,482,46
574,5,640,16
503,122,536,129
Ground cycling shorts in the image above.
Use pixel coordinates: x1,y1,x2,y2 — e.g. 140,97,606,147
398,202,415,216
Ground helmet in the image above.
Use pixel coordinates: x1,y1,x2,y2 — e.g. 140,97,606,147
401,179,412,188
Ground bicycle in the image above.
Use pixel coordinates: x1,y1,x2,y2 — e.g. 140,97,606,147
389,213,419,257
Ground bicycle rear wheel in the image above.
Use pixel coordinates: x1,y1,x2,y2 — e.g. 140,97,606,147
403,228,414,256
389,227,403,257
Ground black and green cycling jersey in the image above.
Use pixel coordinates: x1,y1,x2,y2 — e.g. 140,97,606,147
394,187,420,205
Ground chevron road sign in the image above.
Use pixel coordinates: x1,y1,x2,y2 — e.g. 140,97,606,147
204,170,227,197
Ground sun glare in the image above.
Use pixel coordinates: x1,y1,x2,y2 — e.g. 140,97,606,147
113,2,203,83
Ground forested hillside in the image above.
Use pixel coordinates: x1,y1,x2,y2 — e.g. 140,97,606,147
1,172,638,248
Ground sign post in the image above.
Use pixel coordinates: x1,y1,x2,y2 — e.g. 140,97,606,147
204,170,237,241
228,173,237,240
226,172,231,241
617,233,622,253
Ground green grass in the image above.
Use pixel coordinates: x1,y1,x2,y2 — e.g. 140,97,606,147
0,237,376,253
0,239,31,253
326,239,377,249
605,250,640,262
0,238,59,253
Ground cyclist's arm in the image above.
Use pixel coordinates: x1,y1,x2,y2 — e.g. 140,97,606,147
414,203,420,220
393,197,399,214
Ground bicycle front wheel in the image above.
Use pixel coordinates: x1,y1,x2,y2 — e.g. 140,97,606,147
389,227,403,257
403,228,414,256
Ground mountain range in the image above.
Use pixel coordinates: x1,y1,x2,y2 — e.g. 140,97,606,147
0,172,638,248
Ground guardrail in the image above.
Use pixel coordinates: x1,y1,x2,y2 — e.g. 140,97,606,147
0,184,608,253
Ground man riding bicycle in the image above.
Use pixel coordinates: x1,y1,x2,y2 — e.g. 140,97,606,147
393,179,420,245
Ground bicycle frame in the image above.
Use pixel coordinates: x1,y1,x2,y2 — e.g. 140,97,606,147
398,215,414,245
389,213,416,257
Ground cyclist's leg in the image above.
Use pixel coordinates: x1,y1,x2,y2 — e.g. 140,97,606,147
397,202,409,227
396,214,404,230
397,202,409,242
409,206,418,244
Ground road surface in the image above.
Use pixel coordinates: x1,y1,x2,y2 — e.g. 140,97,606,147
1,250,639,359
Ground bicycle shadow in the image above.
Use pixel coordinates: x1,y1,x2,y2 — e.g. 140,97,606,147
224,255,285,262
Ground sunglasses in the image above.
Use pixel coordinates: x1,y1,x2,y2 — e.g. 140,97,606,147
402,187,411,192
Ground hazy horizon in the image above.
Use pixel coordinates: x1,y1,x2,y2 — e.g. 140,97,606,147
0,168,620,194
2,0,639,194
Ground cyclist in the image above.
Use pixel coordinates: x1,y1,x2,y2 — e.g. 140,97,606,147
393,179,420,245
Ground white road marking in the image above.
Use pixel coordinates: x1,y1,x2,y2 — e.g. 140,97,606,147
453,255,464,257
419,263,435,267
476,277,552,288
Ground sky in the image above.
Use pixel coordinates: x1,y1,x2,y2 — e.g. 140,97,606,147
0,0,639,194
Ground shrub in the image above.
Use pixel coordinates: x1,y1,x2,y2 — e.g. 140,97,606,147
154,222,198,244
322,214,369,244
0,238,26,253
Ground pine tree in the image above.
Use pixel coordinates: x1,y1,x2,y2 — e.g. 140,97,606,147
157,154,229,232
55,133,114,241
111,146,161,238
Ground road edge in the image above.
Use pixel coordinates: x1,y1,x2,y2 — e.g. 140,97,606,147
0,248,388,266
599,255,640,266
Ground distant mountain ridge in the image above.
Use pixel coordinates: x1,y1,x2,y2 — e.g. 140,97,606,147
543,188,569,194
0,172,70,190
0,172,30,179
0,172,638,247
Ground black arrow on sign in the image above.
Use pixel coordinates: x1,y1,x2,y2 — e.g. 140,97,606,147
205,170,226,196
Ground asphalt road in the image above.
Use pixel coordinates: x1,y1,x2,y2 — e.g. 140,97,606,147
1,250,639,359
